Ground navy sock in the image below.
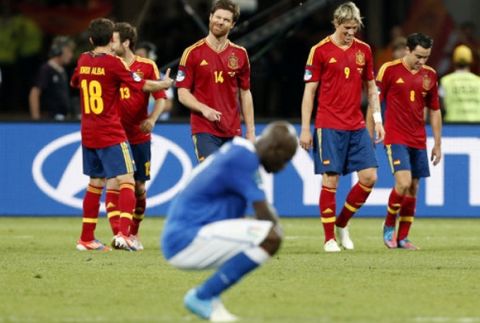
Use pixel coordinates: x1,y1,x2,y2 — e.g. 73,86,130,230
196,252,259,299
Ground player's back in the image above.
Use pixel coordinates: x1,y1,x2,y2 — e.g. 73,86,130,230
72,52,133,149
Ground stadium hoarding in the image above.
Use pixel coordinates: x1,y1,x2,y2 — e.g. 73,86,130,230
0,122,479,217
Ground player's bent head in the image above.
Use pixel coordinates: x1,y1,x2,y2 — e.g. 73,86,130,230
88,18,115,48
114,22,137,51
407,33,433,51
256,121,298,174
333,2,364,29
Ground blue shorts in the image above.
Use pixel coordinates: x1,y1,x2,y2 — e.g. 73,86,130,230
82,142,136,179
131,141,151,181
385,144,430,178
313,128,378,175
192,133,233,162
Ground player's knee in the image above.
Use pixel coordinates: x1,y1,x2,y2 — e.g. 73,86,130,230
135,181,146,196
396,179,412,194
360,172,377,187
260,227,282,256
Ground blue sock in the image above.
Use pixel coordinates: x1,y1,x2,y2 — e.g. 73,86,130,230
196,252,259,300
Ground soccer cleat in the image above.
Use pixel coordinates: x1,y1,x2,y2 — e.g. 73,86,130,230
336,226,354,250
383,225,397,249
112,233,137,251
324,239,341,252
129,235,144,251
184,288,238,322
76,239,111,251
398,239,419,250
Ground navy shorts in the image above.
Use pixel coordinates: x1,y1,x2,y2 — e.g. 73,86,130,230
192,133,233,162
131,141,151,181
82,142,136,179
385,144,430,178
313,128,378,175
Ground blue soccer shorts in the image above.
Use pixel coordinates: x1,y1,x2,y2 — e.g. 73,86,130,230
192,133,232,162
131,141,151,181
82,141,136,179
313,128,378,175
385,144,430,178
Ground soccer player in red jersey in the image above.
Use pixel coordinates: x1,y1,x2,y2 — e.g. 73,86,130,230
106,22,168,250
71,18,173,251
299,2,385,252
176,0,255,162
377,33,442,250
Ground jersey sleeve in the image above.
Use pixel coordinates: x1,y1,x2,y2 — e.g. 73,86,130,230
304,46,321,83
238,49,251,90
376,63,390,103
113,57,146,91
70,65,79,88
426,72,440,110
364,46,375,81
175,47,195,89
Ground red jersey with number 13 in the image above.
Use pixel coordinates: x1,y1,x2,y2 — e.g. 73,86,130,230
376,59,439,149
176,39,250,137
119,56,166,145
71,52,145,149
304,37,374,130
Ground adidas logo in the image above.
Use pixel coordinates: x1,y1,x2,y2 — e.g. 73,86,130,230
328,57,337,63
200,59,208,66
395,78,404,84
323,208,334,214
106,202,116,208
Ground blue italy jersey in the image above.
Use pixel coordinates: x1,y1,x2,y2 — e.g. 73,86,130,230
161,137,266,259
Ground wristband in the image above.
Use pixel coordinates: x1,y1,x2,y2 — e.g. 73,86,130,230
373,111,382,123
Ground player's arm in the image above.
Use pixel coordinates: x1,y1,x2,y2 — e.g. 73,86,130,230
253,201,280,225
299,81,318,150
429,108,442,166
239,88,255,142
29,86,41,120
177,87,222,122
142,68,174,92
140,98,166,133
366,79,385,143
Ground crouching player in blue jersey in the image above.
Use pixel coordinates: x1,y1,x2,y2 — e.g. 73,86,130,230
161,121,298,322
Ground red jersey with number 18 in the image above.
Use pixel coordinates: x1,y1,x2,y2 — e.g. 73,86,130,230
71,52,145,149
304,37,375,131
176,39,250,137
376,59,439,149
119,56,166,145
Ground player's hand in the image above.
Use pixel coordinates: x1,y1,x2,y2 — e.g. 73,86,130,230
299,128,313,150
374,122,385,144
162,68,174,88
140,118,155,133
202,106,222,122
431,145,441,166
245,130,256,143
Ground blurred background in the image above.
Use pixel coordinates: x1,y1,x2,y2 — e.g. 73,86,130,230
1,0,479,121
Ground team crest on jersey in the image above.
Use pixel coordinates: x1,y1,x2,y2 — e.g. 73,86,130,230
422,74,432,90
355,50,365,66
227,54,239,70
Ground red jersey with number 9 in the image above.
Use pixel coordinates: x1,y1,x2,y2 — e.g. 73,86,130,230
304,36,374,130
71,52,146,148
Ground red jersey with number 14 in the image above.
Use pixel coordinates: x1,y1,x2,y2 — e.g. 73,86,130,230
304,37,374,130
119,56,166,145
71,52,145,149
376,59,439,149
176,39,250,137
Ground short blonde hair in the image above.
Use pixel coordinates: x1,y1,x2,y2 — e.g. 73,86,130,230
332,2,364,29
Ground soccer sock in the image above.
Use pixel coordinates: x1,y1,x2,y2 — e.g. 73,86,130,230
385,188,405,227
105,189,120,235
118,183,136,236
130,191,146,236
196,247,270,300
80,184,103,242
397,196,416,241
336,182,373,228
320,186,336,242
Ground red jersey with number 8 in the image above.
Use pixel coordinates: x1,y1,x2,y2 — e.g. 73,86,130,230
71,52,145,148
304,37,374,131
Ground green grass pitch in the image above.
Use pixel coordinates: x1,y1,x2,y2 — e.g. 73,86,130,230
1,217,479,323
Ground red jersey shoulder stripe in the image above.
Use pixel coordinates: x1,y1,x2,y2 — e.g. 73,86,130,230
306,36,330,65
376,59,402,81
179,39,206,66
354,37,371,49
135,56,160,79
422,64,437,74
